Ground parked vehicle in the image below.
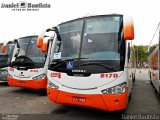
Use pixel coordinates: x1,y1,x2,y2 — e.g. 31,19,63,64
148,23,160,95
1,36,50,89
38,14,135,111
0,41,15,81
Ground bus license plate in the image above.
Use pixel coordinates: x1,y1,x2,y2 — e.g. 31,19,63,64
72,97,86,103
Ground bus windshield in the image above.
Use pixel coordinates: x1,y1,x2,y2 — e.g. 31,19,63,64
50,15,125,73
81,16,121,60
0,44,2,54
11,36,47,68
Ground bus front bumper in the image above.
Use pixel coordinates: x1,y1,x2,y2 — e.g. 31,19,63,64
47,87,128,111
7,77,47,89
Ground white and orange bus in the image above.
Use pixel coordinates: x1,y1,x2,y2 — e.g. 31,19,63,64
0,41,15,81
38,14,135,111
148,23,160,95
1,35,50,89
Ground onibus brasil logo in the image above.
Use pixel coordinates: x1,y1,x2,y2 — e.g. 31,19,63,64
1,1,51,11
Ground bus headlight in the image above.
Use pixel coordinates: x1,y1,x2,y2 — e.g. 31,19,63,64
101,82,127,94
48,80,59,89
32,74,46,80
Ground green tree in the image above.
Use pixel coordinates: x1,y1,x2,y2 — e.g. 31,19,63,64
134,45,148,67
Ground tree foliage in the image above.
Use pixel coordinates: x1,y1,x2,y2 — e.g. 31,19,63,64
134,45,148,63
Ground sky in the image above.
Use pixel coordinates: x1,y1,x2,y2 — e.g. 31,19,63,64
0,0,160,45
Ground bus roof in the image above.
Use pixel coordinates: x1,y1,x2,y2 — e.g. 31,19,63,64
58,14,123,26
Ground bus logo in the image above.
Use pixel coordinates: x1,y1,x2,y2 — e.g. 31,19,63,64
30,70,38,72
67,61,74,70
9,68,14,72
51,72,61,78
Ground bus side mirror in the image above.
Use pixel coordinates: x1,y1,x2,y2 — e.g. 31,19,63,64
37,37,44,48
37,30,46,48
1,44,7,53
14,39,20,48
123,16,134,40
41,38,49,53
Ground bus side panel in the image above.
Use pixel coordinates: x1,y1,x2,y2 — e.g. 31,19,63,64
151,50,159,93
148,26,160,94
126,41,135,95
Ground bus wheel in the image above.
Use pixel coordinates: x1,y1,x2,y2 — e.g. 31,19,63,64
150,80,153,85
132,74,136,82
149,73,153,85
149,72,152,80
128,93,132,102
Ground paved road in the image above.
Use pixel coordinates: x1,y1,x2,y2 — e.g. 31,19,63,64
135,69,150,81
0,69,159,120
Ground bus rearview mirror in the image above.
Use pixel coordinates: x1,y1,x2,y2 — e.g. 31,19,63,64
41,42,47,53
37,37,43,48
1,45,6,53
123,16,134,40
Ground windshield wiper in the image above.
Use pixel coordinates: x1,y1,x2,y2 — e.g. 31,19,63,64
21,61,38,67
50,57,88,69
75,62,117,71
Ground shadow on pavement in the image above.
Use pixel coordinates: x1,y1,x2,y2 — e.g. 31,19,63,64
12,88,47,96
51,105,124,120
0,81,8,86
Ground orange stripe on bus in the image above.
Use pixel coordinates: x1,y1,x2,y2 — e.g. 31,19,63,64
47,87,128,111
7,77,47,89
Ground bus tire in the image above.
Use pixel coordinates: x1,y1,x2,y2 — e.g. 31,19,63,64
150,80,153,85
128,93,132,102
149,73,153,85
149,72,152,80
132,74,136,83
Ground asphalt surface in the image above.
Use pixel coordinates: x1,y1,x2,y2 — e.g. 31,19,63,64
0,69,160,120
